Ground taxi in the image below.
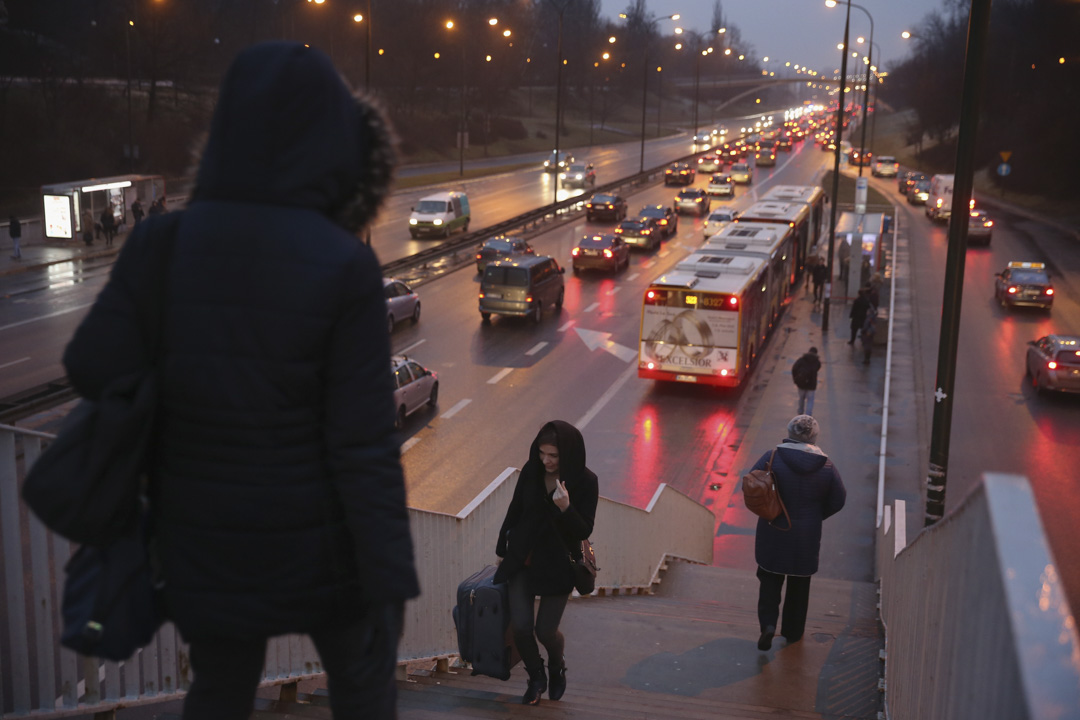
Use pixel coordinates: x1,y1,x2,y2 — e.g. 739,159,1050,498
1026,335,1080,395
994,262,1054,310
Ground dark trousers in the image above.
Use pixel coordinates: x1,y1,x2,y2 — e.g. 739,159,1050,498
182,604,403,720
508,572,568,671
756,567,812,641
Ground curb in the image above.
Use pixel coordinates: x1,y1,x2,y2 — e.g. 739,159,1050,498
0,246,122,278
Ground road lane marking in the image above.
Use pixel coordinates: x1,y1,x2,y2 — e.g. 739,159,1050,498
627,273,639,281
658,249,670,258
488,368,513,384
584,302,600,313
525,341,548,356
608,287,622,296
576,363,638,431
574,328,636,362
0,357,31,371
440,398,472,419
398,338,426,354
642,260,656,269
558,320,576,332
0,303,94,332
401,437,421,454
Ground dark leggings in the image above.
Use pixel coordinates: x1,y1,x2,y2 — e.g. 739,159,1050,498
182,603,403,720
508,573,568,671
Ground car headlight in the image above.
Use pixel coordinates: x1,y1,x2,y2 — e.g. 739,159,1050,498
409,218,418,225
433,218,443,225
575,174,583,180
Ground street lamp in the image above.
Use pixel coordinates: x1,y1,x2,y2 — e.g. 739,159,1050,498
821,0,853,334
675,29,718,141
625,13,680,173
829,0,874,177
444,18,509,176
545,0,572,205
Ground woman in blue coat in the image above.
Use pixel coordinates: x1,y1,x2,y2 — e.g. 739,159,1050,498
63,43,418,719
750,415,846,651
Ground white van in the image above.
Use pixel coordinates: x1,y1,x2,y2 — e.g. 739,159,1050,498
926,174,954,223
409,191,471,239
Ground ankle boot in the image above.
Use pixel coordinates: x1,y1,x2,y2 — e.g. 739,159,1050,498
522,662,547,705
548,658,567,701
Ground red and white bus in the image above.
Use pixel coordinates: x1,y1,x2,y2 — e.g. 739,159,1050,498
638,252,777,387
703,221,796,325
752,185,827,270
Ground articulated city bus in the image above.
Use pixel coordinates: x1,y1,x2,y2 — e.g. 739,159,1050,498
638,252,777,387
733,200,817,281
757,184,827,268
703,221,796,324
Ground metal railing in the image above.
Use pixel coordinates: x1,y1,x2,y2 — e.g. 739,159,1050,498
877,476,1080,719
0,424,715,718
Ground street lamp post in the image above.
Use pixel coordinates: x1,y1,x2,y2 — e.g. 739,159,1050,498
821,0,853,334
846,3,874,177
867,42,882,160
547,0,570,206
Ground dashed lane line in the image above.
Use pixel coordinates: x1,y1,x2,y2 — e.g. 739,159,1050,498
440,398,472,419
487,368,513,384
558,320,576,332
398,338,426,354
525,341,548,356
0,357,31,371
401,437,421,454
584,302,600,313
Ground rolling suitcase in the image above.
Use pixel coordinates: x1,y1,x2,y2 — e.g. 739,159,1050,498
452,564,520,680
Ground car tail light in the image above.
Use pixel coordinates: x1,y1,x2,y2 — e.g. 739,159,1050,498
586,203,593,209
1048,361,1058,370
603,249,614,258
659,219,668,225
1046,288,1054,295
479,292,485,299
985,220,994,227
571,247,580,256
476,253,482,259
614,227,623,233
526,296,533,303
642,229,651,235
1008,286,1018,294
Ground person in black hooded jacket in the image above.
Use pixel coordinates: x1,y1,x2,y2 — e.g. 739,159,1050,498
494,420,599,706
62,43,418,720
750,415,845,652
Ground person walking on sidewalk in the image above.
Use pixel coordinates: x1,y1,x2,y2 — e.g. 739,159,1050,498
751,415,846,651
495,420,599,707
63,42,418,720
131,199,145,225
811,258,828,306
8,214,21,259
81,209,95,246
849,287,872,345
99,206,116,247
804,254,818,291
837,238,851,285
791,347,821,416
860,307,878,365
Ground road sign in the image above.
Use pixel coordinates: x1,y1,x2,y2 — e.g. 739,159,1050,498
997,163,1012,177
1000,151,1012,162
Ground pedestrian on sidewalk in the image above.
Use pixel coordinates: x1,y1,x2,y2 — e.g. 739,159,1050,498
81,209,95,246
751,416,846,651
131,199,145,225
148,197,165,216
804,254,818,290
495,420,599,707
8,214,21,259
811,257,828,306
837,238,851,285
99,206,116,247
791,347,821,416
849,287,872,345
63,41,417,720
860,307,878,365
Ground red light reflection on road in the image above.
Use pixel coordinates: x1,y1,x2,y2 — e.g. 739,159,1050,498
624,405,662,509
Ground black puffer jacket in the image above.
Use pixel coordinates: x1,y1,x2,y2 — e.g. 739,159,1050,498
63,43,419,642
494,421,599,595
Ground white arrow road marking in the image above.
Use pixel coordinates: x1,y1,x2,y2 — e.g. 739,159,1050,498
574,327,637,363
488,368,513,384
0,357,31,371
525,341,548,356
440,398,472,419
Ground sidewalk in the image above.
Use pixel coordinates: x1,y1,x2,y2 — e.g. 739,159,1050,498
0,230,129,277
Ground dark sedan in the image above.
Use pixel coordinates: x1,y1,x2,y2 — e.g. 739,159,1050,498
585,193,628,222
637,204,678,238
571,234,630,274
614,218,660,250
995,261,1054,311
476,235,535,274
664,163,696,186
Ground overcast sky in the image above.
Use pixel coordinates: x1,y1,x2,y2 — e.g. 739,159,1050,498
597,0,948,73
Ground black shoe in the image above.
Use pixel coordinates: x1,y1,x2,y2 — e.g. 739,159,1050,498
757,626,775,651
523,663,547,705
782,633,803,644
548,659,567,701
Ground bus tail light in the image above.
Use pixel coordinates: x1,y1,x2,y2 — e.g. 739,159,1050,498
526,296,533,303
1048,361,1058,370
729,296,739,308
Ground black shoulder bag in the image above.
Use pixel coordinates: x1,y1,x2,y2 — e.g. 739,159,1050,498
23,212,181,660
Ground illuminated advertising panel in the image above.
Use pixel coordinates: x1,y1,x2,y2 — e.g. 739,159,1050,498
44,194,73,239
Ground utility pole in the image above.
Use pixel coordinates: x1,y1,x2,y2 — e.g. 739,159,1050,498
925,0,994,526
822,1,852,333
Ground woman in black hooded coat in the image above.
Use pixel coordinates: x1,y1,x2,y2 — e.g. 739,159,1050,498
494,420,599,706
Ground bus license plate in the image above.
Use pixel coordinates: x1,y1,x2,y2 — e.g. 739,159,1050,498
675,374,698,383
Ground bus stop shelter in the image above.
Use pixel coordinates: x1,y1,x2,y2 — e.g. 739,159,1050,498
834,211,886,301
41,174,165,240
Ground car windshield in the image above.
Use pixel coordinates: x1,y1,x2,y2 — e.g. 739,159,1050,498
483,266,529,285
914,181,930,191
416,200,447,213
568,164,587,173
482,239,515,252
879,157,896,164
711,175,731,183
708,212,733,221
1055,349,1080,364
733,164,748,172
1010,270,1048,284
678,190,701,198
578,236,612,248
591,194,617,203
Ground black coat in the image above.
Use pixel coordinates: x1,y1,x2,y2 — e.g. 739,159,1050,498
791,352,821,391
850,294,872,330
494,421,599,596
752,440,846,576
63,43,419,642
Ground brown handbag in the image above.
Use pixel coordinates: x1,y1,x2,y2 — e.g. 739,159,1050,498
741,449,792,530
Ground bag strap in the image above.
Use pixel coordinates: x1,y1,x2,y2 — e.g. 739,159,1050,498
766,448,793,531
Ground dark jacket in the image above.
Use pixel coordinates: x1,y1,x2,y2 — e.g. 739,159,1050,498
494,421,599,595
8,216,20,238
811,262,827,286
850,293,872,329
63,42,419,642
791,352,821,391
752,440,845,576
